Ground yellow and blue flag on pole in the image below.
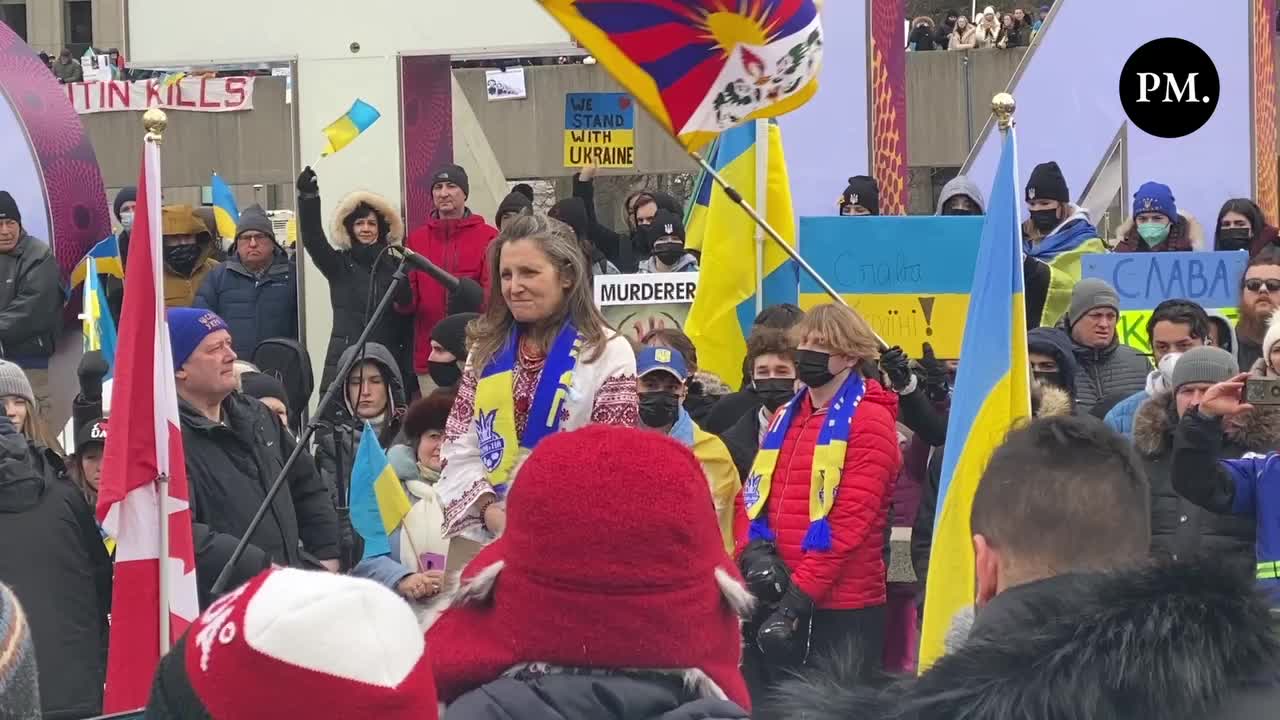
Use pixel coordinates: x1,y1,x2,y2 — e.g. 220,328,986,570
349,423,412,560
321,99,381,157
919,128,1032,670
537,0,824,151
210,173,239,241
81,257,118,380
70,235,124,290
683,121,798,388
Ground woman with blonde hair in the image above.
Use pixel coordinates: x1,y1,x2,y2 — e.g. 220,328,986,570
738,303,901,680
437,213,638,569
0,360,62,456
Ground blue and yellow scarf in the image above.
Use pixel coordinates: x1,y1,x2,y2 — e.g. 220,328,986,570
474,320,583,496
744,372,865,552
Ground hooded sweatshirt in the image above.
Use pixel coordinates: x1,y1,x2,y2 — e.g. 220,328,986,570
935,176,987,215
1026,326,1078,400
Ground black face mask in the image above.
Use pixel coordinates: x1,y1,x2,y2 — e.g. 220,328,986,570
638,391,681,429
1030,208,1060,233
1033,371,1064,389
754,378,796,412
794,349,836,388
942,206,981,216
428,360,462,389
164,244,203,276
350,241,384,266
655,249,685,266
1218,227,1253,252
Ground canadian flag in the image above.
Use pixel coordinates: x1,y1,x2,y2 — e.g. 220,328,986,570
95,135,200,712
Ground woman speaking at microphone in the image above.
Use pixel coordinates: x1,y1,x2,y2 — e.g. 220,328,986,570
438,213,638,572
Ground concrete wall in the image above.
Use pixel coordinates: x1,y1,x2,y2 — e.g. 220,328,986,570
905,48,1026,168
455,65,696,179
18,0,124,56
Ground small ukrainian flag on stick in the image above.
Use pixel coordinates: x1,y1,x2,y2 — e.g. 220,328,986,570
321,99,381,158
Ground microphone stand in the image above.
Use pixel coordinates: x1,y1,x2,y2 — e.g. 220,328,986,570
210,255,411,595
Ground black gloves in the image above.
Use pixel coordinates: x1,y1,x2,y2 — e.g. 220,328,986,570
880,346,913,392
296,166,319,196
919,342,951,404
756,584,814,664
78,350,109,402
739,540,791,607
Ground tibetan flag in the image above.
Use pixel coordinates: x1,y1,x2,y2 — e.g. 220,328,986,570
96,131,199,712
81,257,118,379
349,423,412,560
321,99,381,157
919,128,1032,670
210,173,239,241
684,121,798,388
539,0,824,150
69,235,124,289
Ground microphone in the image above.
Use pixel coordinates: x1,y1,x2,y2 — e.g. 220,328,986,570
388,247,460,292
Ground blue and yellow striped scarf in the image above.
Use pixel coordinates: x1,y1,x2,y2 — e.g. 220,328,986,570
474,320,583,495
744,372,865,552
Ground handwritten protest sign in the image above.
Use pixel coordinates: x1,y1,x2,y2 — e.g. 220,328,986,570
1081,251,1248,354
798,216,985,357
595,272,698,342
564,92,636,168
66,77,255,114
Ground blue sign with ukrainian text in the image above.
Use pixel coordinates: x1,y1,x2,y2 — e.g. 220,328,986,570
1080,251,1249,311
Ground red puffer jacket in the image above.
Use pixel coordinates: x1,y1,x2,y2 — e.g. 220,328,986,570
735,378,901,610
401,210,497,373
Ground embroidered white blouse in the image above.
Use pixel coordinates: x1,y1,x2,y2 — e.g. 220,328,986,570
437,331,638,543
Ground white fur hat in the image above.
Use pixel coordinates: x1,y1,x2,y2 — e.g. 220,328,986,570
1264,313,1280,368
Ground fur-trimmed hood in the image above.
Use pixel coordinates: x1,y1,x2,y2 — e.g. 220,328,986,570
1035,383,1072,418
762,559,1280,720
329,191,405,250
1112,210,1206,252
1133,388,1280,457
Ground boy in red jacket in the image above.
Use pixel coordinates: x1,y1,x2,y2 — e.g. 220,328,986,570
402,164,496,394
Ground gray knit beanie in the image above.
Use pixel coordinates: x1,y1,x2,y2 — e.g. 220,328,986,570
1171,345,1239,391
0,584,40,720
1068,278,1121,327
0,362,34,406
235,204,277,245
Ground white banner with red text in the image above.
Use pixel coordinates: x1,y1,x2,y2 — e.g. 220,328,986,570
66,76,255,114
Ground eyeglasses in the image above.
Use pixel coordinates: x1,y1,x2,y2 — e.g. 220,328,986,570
238,232,271,245
1245,278,1280,293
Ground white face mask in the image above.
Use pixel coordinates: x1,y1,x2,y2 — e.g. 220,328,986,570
120,211,134,230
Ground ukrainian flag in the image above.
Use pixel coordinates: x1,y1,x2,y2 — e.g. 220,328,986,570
69,235,124,290
81,257,118,380
321,99,381,157
210,173,239,241
919,129,1032,670
684,121,798,388
349,423,412,560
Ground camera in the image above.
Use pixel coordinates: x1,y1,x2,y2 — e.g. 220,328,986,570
1246,377,1280,406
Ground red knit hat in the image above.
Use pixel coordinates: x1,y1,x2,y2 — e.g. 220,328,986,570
427,425,754,708
147,568,439,719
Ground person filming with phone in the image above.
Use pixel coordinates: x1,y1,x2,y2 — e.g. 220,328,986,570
1171,349,1280,609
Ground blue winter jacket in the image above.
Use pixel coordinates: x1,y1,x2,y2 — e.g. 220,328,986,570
1172,410,1280,604
1104,389,1148,436
194,249,298,358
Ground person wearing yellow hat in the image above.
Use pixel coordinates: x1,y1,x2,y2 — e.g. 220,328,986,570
161,205,219,308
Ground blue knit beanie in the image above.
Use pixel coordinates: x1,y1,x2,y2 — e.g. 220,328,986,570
1133,181,1177,221
168,308,229,370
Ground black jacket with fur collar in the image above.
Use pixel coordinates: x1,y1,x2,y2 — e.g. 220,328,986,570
762,559,1280,720
1133,390,1271,566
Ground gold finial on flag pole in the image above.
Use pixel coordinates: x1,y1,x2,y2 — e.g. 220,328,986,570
144,108,168,144
993,93,1016,131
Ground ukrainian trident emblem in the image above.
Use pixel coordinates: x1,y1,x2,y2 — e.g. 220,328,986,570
744,472,763,509
476,409,505,472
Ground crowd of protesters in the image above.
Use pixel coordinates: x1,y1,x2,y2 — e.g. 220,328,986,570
908,5,1049,52
3,143,1280,718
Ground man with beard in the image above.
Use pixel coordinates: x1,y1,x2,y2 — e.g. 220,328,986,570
1235,247,1280,371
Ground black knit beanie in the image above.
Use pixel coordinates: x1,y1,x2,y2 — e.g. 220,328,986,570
1025,161,1070,203
431,313,479,361
840,176,880,215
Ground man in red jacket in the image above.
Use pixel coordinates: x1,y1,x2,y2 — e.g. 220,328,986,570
402,164,497,394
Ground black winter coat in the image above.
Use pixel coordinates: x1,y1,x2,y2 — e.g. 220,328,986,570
298,190,415,396
194,249,298,358
180,393,339,592
762,559,1280,720
446,670,749,720
721,407,766,481
1132,391,1264,567
0,418,110,720
0,233,62,361
702,389,761,436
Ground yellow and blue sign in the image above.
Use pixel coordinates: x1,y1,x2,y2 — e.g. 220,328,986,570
798,216,985,358
564,92,635,168
1081,251,1248,354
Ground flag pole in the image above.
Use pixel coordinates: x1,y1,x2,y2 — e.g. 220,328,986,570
144,107,171,655
687,148,889,350
753,119,768,315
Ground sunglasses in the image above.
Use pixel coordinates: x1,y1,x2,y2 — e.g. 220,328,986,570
1245,278,1280,293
